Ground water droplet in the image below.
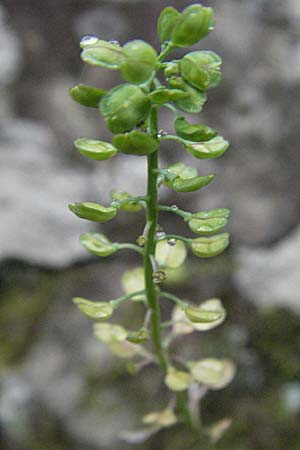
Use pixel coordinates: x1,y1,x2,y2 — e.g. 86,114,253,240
171,205,178,211
167,238,177,247
80,35,98,48
157,129,167,138
156,231,166,240
109,40,119,45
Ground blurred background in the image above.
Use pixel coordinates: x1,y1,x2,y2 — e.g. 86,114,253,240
0,0,300,449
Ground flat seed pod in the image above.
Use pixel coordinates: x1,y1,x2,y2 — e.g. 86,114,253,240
94,323,128,344
185,135,229,160
74,138,117,161
165,368,192,392
110,191,143,212
189,358,236,390
185,306,222,324
142,408,177,427
112,130,158,156
127,328,149,344
109,341,141,358
180,51,222,91
120,40,157,84
165,162,198,180
100,84,151,133
171,5,215,47
68,202,117,222
69,84,105,108
73,298,113,320
188,208,230,235
185,299,226,331
175,116,217,142
149,88,187,104
157,6,181,43
155,239,187,269
81,39,124,69
80,233,118,257
121,267,145,301
191,233,230,258
172,174,215,192
169,78,207,113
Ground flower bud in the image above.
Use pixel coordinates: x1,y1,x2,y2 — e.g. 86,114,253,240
112,130,158,156
120,40,157,84
73,297,113,320
180,51,222,91
184,136,229,160
74,138,117,161
80,233,118,257
191,233,230,258
171,5,215,47
175,116,217,142
68,202,117,222
100,84,151,133
157,6,181,43
69,84,105,108
188,209,230,235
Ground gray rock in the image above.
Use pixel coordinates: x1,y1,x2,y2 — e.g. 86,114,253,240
235,226,300,311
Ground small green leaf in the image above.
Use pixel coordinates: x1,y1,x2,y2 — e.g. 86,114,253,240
142,408,177,427
175,116,217,142
165,367,192,392
100,84,151,133
157,6,181,43
191,233,230,258
68,202,117,222
81,39,124,69
188,208,230,235
172,174,215,193
189,358,236,390
184,136,230,160
149,88,187,104
122,267,145,301
155,239,187,269
110,191,143,212
180,51,222,91
127,328,149,344
94,323,128,344
69,84,105,108
120,40,157,84
74,138,117,161
112,130,158,156
170,4,215,47
168,78,207,113
73,297,113,320
80,233,118,257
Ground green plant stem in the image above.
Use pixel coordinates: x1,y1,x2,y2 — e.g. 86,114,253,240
176,391,194,429
144,106,167,372
110,290,146,308
159,205,192,221
116,243,144,255
160,291,188,308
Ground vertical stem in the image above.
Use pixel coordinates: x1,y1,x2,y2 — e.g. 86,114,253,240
144,106,167,372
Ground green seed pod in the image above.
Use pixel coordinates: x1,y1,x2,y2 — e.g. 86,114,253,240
188,209,230,235
69,84,105,108
189,358,236,390
155,239,187,269
112,130,158,156
168,77,207,113
171,5,215,47
74,138,117,161
100,84,151,133
110,191,143,212
165,367,192,392
157,6,181,43
81,39,124,69
163,61,180,78
184,298,226,331
120,40,157,84
164,162,198,187
175,116,217,142
127,328,149,344
172,174,215,193
149,88,187,105
110,341,141,359
80,233,118,257
184,136,230,160
180,51,222,91
73,297,113,320
68,202,117,222
191,233,230,258
142,408,177,427
94,323,128,344
121,267,145,301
